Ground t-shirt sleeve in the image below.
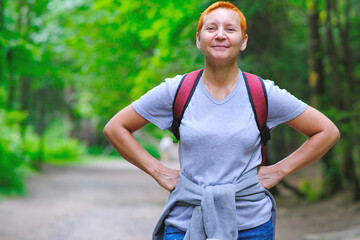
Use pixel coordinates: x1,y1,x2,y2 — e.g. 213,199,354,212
264,79,308,129
131,75,183,131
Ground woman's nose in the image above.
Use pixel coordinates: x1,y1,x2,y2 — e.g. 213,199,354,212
215,29,226,39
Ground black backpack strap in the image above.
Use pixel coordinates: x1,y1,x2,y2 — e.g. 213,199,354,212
243,72,270,166
171,69,204,141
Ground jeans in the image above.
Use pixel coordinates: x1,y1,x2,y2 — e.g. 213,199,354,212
164,218,273,240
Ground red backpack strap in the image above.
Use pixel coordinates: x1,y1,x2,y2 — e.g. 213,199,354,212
171,69,204,141
243,72,270,166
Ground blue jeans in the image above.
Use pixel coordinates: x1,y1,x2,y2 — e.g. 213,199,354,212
164,218,273,240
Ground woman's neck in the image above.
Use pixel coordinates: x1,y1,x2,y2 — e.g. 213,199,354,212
202,61,240,100
203,61,239,86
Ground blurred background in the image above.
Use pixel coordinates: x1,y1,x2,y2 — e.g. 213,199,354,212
0,0,359,211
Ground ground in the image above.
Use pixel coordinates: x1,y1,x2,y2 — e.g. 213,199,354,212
0,160,359,240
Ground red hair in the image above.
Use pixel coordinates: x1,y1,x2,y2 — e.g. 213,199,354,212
197,1,247,39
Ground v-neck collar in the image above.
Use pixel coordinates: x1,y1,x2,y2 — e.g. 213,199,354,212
199,70,243,105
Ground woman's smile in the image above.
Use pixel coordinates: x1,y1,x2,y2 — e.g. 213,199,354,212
212,45,229,48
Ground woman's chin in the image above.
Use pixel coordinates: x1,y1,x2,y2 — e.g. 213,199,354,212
206,55,236,65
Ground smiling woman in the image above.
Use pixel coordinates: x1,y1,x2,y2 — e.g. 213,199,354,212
103,1,340,240
196,7,247,100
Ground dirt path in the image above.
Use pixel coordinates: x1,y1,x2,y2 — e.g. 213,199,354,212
0,161,168,240
0,160,359,240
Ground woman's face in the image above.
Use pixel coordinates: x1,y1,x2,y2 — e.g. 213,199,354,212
196,8,248,64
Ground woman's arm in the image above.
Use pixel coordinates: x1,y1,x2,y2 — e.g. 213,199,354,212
257,106,340,189
103,105,180,192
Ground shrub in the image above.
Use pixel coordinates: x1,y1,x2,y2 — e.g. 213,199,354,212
43,120,87,163
0,110,26,194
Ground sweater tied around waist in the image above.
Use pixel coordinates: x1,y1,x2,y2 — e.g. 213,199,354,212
153,168,277,240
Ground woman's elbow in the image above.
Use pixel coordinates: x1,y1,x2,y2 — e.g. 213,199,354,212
328,123,340,146
103,120,117,141
103,122,111,140
333,125,340,142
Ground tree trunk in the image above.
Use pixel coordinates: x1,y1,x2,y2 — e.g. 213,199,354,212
307,0,344,199
15,0,26,144
337,0,360,201
325,0,343,108
307,0,324,108
321,150,342,197
325,0,360,201
6,50,16,110
17,0,26,34
343,141,360,201
307,0,345,199
32,88,47,170
19,76,31,137
0,0,4,31
19,77,30,112
18,0,31,136
7,0,27,110
0,0,4,86
338,0,355,94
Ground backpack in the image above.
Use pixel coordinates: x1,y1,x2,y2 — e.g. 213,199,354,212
170,69,270,166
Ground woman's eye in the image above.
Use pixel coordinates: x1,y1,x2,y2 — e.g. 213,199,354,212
227,28,235,32
207,26,215,31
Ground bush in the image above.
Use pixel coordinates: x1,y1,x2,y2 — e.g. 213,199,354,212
0,146,25,195
0,110,27,195
43,120,87,163
0,110,88,195
45,138,86,161
300,179,323,202
22,126,41,163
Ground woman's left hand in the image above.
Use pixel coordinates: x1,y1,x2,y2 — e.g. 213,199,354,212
257,165,284,189
257,106,340,190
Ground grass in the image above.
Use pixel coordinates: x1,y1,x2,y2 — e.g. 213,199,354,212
44,154,124,166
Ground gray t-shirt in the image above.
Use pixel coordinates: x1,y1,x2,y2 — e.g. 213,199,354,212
132,70,307,231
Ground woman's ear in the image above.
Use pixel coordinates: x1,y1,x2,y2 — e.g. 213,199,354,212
196,32,201,50
240,34,248,51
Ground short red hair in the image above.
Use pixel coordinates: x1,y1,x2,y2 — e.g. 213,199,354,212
197,1,247,39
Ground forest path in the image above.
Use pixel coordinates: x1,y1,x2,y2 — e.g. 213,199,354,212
0,160,359,240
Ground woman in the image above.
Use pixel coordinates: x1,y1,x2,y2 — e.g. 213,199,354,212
103,2,340,240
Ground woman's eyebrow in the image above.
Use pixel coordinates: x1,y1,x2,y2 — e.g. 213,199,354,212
204,22,217,26
226,24,240,29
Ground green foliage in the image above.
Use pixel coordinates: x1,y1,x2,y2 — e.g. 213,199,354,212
142,142,161,160
0,147,25,195
321,156,343,193
44,140,86,162
0,88,6,108
1,0,359,200
134,127,162,160
39,0,204,126
0,109,87,194
0,109,26,194
43,120,87,163
300,179,323,202
22,127,41,163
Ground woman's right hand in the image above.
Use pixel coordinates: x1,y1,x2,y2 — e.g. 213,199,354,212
151,165,180,192
104,105,180,192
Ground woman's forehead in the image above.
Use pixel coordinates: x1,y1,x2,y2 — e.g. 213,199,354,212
203,8,241,26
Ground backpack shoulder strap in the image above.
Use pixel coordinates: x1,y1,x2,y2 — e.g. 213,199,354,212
243,72,270,166
171,69,204,141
